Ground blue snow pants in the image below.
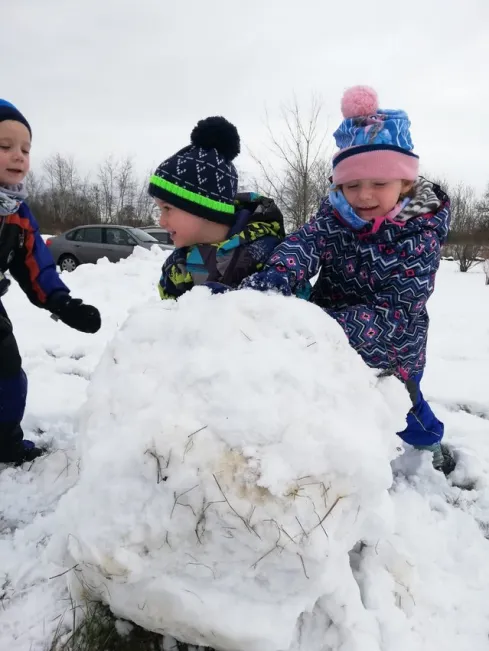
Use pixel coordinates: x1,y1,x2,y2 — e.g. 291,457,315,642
0,301,27,460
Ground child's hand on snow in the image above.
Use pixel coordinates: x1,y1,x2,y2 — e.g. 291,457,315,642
240,270,292,296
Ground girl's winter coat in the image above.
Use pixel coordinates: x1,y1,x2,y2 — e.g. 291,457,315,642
243,181,450,381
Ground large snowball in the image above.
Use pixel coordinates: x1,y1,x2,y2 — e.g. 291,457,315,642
54,289,409,651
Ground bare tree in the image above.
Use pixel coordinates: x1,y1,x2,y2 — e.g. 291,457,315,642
133,171,158,225
98,156,118,223
115,157,136,220
24,170,44,200
251,96,332,231
475,183,489,239
97,156,155,226
43,154,78,225
448,182,483,272
310,157,332,213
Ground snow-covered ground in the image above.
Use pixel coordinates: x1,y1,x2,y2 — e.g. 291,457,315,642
1,252,489,651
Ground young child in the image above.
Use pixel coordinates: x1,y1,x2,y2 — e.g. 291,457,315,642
242,86,454,475
148,116,285,299
0,99,101,465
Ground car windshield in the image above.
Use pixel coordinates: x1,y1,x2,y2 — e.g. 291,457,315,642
129,228,159,243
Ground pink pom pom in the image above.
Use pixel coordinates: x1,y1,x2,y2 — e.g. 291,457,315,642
341,86,379,118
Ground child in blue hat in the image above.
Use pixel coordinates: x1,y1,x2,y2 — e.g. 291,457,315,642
0,99,101,465
242,87,454,475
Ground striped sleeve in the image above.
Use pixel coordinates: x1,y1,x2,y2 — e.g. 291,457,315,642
158,250,193,300
7,203,69,307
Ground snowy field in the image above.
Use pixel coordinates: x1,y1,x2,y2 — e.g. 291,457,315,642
1,249,489,651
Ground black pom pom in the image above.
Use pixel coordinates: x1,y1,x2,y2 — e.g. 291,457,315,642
190,116,240,161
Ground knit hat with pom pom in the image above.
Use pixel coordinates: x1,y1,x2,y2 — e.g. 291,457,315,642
332,86,419,185
149,116,240,225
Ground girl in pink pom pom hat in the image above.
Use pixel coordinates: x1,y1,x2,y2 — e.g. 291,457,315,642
242,86,454,475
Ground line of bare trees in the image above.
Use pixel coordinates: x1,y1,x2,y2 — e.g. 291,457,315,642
26,155,157,233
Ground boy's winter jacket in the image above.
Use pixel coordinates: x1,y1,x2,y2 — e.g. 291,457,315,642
158,193,285,299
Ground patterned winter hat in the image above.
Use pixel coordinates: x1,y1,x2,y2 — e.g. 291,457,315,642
149,116,240,226
0,99,31,137
332,86,419,185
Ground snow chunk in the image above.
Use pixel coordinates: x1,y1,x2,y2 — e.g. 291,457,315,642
54,289,409,651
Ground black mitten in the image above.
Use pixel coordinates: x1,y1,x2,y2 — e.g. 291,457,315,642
50,294,101,334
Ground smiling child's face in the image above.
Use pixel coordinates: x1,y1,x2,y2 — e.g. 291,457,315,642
0,120,31,186
155,199,230,247
342,179,413,220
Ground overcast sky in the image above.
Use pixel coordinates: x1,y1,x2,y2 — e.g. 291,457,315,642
3,0,489,193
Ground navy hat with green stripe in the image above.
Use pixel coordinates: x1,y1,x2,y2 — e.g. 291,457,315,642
149,116,240,226
0,99,32,137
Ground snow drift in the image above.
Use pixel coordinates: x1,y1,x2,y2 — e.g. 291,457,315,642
53,288,410,651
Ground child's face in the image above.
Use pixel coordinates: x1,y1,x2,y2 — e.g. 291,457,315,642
342,179,412,220
0,121,31,186
155,199,229,248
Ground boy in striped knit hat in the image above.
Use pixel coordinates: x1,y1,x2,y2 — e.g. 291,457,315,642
148,116,285,299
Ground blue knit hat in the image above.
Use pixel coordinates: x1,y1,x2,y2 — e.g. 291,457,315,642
149,116,240,226
332,86,419,185
0,100,31,137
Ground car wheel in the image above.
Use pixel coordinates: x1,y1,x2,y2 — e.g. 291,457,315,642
59,254,79,272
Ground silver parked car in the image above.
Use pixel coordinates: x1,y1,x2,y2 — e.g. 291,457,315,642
46,225,172,272
140,226,174,246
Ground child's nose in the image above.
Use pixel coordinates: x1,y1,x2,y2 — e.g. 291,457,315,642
159,212,168,228
358,187,373,201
